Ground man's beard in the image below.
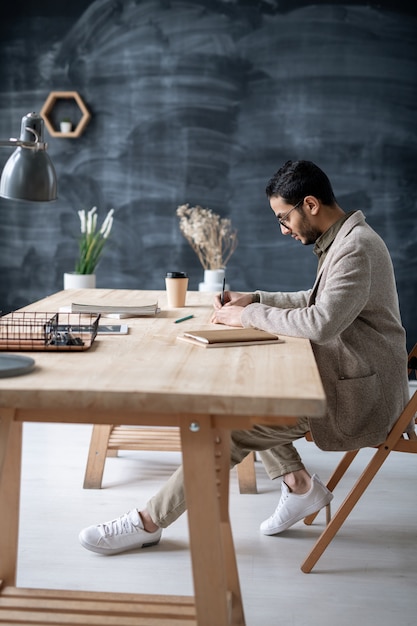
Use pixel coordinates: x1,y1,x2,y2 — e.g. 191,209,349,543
298,212,322,246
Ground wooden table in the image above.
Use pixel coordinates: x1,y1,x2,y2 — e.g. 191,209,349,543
0,289,326,626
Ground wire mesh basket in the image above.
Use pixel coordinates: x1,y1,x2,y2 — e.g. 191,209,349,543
0,312,100,351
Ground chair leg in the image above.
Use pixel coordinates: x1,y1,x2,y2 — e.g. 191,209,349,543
304,449,359,525
325,502,331,525
83,424,113,489
301,444,395,573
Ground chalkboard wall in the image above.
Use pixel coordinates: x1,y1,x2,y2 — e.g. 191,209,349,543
1,0,416,349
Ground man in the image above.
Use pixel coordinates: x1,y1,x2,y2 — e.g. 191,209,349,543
79,160,409,555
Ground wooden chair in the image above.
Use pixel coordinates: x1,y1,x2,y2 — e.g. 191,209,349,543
301,343,417,572
236,344,417,569
84,425,258,494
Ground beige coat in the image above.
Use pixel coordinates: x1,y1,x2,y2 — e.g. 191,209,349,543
241,211,409,451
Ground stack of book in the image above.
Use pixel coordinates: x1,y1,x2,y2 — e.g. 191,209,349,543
69,301,159,319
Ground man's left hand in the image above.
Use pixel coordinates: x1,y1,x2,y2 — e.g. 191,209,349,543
211,305,244,327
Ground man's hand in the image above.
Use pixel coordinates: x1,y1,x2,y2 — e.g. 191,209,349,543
211,305,245,327
211,291,253,326
213,291,253,309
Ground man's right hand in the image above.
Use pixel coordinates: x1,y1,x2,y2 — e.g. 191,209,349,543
213,291,253,310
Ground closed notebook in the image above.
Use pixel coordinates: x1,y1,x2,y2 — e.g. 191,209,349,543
178,328,283,348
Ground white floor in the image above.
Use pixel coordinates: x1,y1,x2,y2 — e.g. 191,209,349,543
17,422,416,626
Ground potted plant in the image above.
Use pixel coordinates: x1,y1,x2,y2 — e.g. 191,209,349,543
60,117,72,133
176,203,238,291
63,206,115,289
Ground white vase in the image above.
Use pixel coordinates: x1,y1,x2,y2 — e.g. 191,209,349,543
198,268,229,292
63,272,96,289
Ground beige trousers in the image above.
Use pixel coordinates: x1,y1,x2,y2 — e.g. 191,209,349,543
147,417,310,528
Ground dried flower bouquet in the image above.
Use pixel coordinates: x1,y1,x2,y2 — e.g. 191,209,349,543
176,204,237,270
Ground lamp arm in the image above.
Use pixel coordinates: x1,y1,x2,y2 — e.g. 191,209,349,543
0,126,48,151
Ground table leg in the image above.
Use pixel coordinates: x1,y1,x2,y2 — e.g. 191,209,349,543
180,416,245,626
0,410,22,586
217,427,245,625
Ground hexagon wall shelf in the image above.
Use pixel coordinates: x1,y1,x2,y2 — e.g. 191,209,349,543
40,91,91,138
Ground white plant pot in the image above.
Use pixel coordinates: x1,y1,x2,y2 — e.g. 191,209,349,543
60,121,72,133
63,272,96,290
198,268,229,292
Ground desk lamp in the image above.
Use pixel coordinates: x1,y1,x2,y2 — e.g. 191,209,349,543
0,112,57,377
0,112,57,202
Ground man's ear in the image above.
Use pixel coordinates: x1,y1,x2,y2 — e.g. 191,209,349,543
304,195,320,216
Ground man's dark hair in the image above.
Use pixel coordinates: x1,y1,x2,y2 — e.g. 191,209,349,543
265,160,336,206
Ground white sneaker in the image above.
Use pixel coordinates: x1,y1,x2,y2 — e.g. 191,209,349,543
79,509,162,555
260,474,333,535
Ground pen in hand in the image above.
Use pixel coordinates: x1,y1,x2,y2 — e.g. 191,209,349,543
220,277,226,306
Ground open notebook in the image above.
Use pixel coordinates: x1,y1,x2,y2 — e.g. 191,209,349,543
177,328,283,348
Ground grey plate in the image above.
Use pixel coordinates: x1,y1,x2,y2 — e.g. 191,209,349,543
0,354,36,378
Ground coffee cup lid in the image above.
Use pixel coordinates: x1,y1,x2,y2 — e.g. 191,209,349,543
166,271,188,278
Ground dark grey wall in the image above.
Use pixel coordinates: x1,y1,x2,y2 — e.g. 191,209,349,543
1,0,416,348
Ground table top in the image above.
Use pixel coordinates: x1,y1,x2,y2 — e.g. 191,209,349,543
0,289,326,422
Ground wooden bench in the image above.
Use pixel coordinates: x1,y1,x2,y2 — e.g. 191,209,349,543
0,583,197,625
84,425,258,494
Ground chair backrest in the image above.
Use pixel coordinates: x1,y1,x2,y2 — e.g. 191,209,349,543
408,356,417,373
408,342,417,378
405,343,417,441
369,342,416,451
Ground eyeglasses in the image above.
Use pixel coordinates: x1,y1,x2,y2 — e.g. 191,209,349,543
276,198,304,229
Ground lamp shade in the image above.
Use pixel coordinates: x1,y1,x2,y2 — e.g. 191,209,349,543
0,148,57,202
0,112,57,202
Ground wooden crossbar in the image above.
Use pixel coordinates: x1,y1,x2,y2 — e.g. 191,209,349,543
0,585,196,625
108,426,182,451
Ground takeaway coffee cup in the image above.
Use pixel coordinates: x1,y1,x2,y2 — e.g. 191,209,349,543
165,272,189,307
